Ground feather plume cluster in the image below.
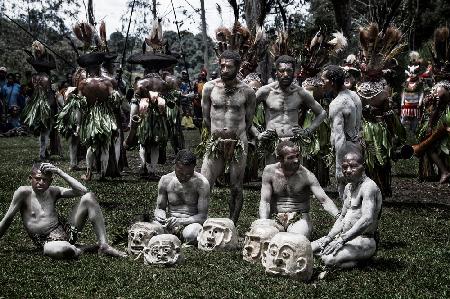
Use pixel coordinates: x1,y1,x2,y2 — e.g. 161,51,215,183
214,22,251,54
346,54,357,64
145,19,164,52
409,51,420,64
299,30,348,78
430,26,450,79
214,22,267,78
432,26,450,64
358,23,405,76
328,31,347,54
31,41,46,59
270,30,290,59
99,21,108,50
73,20,109,53
73,22,94,47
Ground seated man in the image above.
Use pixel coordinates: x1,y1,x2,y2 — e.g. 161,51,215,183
259,140,339,239
0,163,126,259
154,150,210,244
312,151,382,268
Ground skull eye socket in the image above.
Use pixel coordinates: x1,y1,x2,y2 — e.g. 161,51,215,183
164,248,170,253
138,233,143,239
130,232,135,238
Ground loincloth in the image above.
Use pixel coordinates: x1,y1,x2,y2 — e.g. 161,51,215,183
205,133,245,164
272,211,309,231
28,216,80,249
28,223,67,249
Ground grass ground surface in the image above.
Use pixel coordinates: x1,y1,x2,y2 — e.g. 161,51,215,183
0,130,449,298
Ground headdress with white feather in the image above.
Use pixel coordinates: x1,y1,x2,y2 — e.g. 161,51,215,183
299,30,348,79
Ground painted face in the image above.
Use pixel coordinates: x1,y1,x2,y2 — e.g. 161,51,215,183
262,232,313,281
342,154,364,183
30,171,52,193
276,63,294,88
127,222,164,254
143,234,183,266
220,59,239,81
197,218,238,251
175,162,195,183
280,147,300,172
344,74,356,89
321,71,333,93
243,225,279,263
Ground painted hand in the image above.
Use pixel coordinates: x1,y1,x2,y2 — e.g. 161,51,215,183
258,129,276,141
322,237,344,256
40,163,60,175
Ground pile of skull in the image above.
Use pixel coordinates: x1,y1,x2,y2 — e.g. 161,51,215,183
128,218,312,281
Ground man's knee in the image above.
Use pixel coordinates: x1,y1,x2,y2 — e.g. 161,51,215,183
287,221,312,239
79,192,98,208
43,241,79,259
182,223,202,244
322,254,338,267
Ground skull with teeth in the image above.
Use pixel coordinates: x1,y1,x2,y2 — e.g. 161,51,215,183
243,223,279,263
143,234,184,266
261,232,313,281
197,218,238,251
127,222,164,255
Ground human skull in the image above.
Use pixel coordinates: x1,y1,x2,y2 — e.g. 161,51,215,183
143,234,184,266
261,232,313,281
197,218,238,251
243,224,279,263
250,219,284,232
127,222,164,255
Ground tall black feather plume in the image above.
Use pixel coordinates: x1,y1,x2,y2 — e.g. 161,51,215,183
87,0,95,26
227,0,239,23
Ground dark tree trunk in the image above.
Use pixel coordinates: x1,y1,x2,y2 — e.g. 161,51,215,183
330,0,352,37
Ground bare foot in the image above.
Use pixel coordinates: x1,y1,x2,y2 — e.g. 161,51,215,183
98,243,128,258
439,172,450,184
81,170,92,181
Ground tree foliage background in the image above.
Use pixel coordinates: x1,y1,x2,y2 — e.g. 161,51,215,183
1,0,449,82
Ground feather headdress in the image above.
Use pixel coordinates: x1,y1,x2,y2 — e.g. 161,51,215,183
431,26,450,80
25,40,56,72
358,23,405,80
145,18,164,52
409,51,421,65
214,22,267,79
299,30,348,79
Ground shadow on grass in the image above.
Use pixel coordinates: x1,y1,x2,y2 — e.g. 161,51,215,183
379,240,408,250
384,200,450,213
359,257,407,272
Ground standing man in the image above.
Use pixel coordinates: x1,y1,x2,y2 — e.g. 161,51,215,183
1,73,22,112
201,50,256,223
322,65,362,199
256,55,326,164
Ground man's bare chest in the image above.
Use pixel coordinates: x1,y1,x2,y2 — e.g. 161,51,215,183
272,175,307,196
167,182,198,205
211,88,246,111
265,92,301,112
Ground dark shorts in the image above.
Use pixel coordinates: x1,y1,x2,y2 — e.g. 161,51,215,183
28,219,78,249
28,223,69,249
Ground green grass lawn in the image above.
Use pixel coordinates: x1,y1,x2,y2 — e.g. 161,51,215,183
0,133,449,298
